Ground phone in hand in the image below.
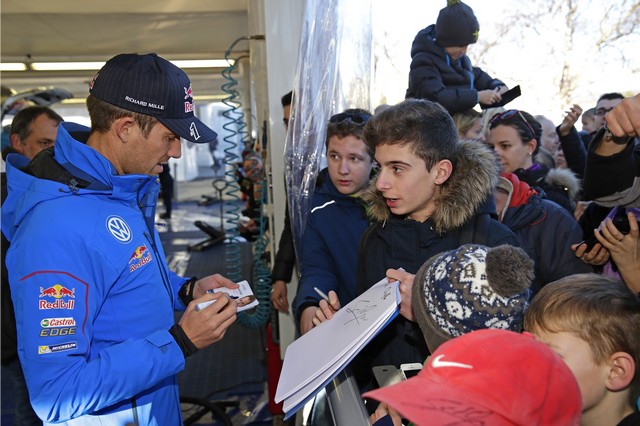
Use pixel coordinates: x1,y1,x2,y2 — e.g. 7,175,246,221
578,232,599,252
611,214,635,234
480,85,521,109
578,209,638,251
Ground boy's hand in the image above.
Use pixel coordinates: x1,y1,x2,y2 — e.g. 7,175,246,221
478,89,501,106
386,268,416,321
299,291,341,335
312,290,341,326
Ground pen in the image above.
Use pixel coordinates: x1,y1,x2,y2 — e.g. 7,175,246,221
314,286,330,302
194,300,216,312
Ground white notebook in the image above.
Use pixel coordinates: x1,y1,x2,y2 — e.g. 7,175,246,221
276,277,400,418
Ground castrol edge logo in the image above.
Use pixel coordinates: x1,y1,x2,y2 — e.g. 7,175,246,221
41,318,76,327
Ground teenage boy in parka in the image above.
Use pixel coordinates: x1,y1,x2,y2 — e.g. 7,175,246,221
311,99,519,394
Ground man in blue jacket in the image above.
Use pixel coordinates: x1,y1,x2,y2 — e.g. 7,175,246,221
1,53,238,425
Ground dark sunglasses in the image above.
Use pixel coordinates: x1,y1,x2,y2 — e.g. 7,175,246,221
490,109,535,140
329,112,371,125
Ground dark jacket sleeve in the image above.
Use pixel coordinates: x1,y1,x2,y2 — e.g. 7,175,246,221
407,53,478,113
1,172,18,365
291,208,338,321
408,63,503,114
583,131,640,206
271,203,296,283
558,125,587,180
532,201,592,293
472,66,504,92
486,219,520,247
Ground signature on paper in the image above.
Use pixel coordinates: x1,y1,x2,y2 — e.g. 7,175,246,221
344,300,377,325
382,283,393,300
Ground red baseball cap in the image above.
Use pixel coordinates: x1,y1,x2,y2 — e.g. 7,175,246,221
363,329,581,426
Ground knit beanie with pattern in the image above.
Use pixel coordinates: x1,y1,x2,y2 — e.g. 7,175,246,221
412,244,534,353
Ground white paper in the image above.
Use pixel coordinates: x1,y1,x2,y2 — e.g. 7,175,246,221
276,277,400,415
198,280,258,312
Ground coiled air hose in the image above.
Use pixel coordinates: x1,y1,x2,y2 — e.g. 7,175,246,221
220,36,270,328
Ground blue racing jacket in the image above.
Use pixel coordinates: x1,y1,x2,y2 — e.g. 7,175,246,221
1,126,190,425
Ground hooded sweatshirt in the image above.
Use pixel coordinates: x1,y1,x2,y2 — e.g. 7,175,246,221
1,126,189,425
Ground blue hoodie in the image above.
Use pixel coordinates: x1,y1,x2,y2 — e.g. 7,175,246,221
2,126,189,425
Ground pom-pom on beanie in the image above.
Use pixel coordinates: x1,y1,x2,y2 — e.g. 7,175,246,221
412,244,534,353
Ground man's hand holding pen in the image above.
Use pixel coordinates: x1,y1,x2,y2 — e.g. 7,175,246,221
179,274,239,349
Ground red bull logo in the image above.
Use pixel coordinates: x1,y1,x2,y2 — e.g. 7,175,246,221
184,86,193,100
129,245,148,262
39,299,75,310
129,246,153,273
39,284,75,299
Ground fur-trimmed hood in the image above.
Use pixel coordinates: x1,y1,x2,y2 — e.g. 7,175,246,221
363,140,499,233
545,167,581,204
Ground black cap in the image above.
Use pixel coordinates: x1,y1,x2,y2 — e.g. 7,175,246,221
435,0,479,47
89,53,217,144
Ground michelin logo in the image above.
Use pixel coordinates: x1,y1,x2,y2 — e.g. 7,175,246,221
38,342,77,355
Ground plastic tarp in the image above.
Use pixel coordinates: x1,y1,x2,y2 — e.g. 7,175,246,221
285,0,373,260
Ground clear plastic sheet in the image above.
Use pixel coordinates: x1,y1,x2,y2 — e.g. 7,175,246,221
285,0,373,261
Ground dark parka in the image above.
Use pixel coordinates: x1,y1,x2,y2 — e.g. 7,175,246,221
354,140,519,391
405,25,504,114
499,175,592,295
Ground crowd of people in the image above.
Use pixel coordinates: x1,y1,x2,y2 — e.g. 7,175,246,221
1,0,639,425
269,1,640,425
